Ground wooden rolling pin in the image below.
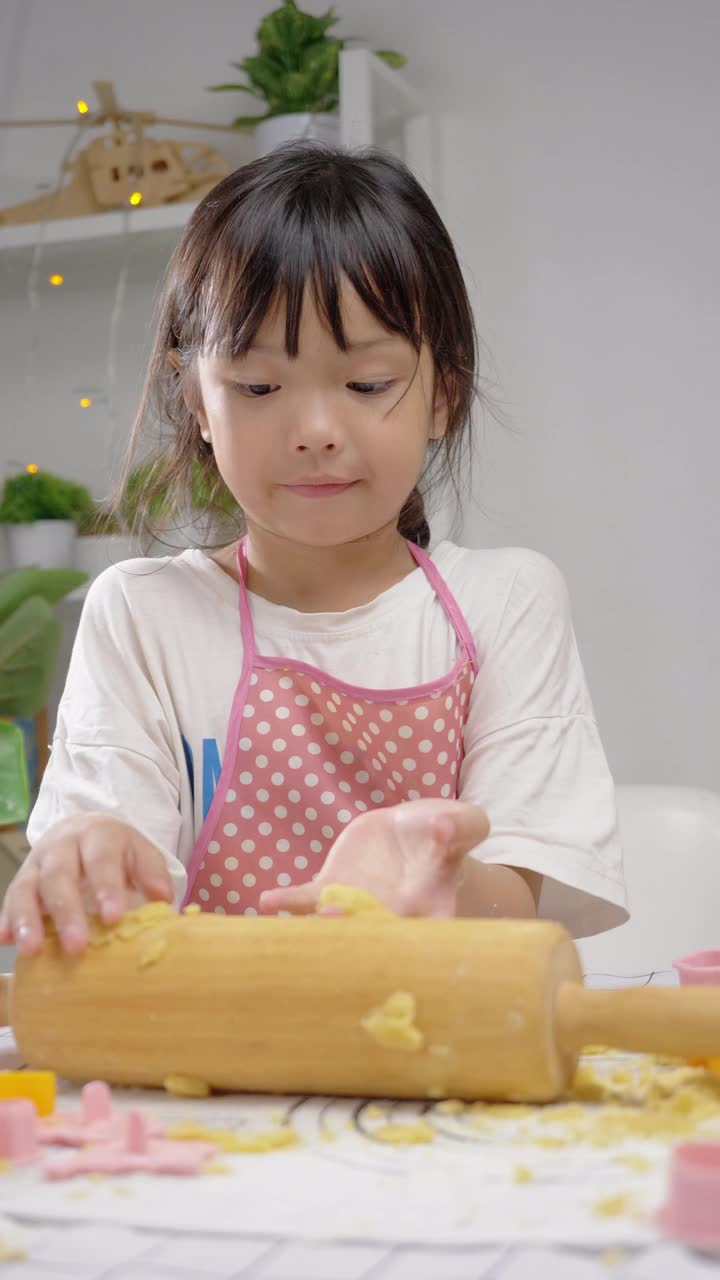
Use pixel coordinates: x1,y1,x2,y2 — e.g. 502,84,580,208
3,906,720,1102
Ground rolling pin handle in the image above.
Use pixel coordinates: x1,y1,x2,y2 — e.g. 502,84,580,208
556,982,720,1059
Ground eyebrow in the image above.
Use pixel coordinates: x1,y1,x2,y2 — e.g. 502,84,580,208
244,336,407,355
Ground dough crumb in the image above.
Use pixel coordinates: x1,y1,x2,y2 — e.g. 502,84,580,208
593,1193,632,1218
0,1217,25,1262
163,1074,211,1098
138,936,169,970
85,901,177,948
426,1085,446,1099
436,1099,464,1115
182,904,202,915
513,1165,534,1184
364,1105,386,1120
317,884,395,917
601,1249,625,1267
204,1160,232,1174
614,1152,653,1173
166,1121,299,1154
361,991,424,1052
373,1121,434,1145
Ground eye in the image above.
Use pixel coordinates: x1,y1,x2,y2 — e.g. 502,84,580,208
231,383,277,397
348,381,394,395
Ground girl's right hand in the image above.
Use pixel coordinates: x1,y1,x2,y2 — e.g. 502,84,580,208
0,814,174,957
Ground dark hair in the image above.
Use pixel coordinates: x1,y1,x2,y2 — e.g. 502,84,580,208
120,141,484,550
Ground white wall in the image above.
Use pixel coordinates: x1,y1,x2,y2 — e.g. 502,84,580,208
1,0,718,788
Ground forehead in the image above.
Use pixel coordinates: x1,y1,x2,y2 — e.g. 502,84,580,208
251,277,403,349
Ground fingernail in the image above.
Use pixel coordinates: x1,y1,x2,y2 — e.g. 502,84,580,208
61,925,87,952
98,895,125,923
16,924,38,953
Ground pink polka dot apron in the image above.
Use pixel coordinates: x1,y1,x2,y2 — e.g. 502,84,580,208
182,537,479,915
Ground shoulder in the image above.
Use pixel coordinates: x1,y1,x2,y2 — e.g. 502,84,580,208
432,541,571,632
84,549,231,614
79,550,237,650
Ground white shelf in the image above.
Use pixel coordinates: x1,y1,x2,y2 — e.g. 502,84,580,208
0,199,199,255
0,52,433,265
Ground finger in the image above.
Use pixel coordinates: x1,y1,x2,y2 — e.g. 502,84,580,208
435,803,490,857
5,874,49,956
121,831,175,905
37,853,89,954
259,881,320,916
79,836,132,925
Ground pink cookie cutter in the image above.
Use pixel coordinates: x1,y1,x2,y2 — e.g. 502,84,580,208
659,1141,720,1251
0,1099,40,1164
674,951,720,987
40,1080,162,1147
44,1109,218,1180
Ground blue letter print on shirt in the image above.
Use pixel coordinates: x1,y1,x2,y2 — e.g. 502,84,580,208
181,735,222,820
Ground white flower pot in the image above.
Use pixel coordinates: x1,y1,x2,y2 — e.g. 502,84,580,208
255,112,341,158
7,520,77,570
75,534,136,580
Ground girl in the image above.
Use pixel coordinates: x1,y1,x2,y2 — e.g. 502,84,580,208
0,143,627,956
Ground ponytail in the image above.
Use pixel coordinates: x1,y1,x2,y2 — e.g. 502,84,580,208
397,487,430,549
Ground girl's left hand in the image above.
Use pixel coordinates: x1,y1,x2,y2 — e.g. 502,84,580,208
258,798,490,918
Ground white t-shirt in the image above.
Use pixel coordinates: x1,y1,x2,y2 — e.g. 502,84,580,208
28,540,627,938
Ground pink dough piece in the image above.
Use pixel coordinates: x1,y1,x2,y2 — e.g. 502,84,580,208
43,1109,218,1180
40,1080,163,1147
0,1099,40,1164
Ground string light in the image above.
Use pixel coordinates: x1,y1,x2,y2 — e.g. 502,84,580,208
79,397,93,408
76,100,89,115
48,273,64,286
25,464,39,474
129,191,143,206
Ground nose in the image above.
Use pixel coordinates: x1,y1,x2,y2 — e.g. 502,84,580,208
290,395,344,454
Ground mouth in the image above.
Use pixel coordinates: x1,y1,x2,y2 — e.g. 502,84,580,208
284,481,359,498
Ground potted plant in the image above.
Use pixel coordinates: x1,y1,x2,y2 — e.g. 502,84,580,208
0,566,86,825
0,468,94,571
75,501,136,580
209,0,405,156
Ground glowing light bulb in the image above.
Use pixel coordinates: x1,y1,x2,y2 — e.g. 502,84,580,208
48,273,64,286
129,191,143,206
76,100,89,115
79,397,93,408
26,464,39,474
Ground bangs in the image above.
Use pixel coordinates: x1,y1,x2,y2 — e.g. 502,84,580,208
179,148,429,360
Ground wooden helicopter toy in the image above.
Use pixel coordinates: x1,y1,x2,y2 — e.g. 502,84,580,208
0,80,246,226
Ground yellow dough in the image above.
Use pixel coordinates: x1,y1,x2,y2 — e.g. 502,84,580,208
138,936,169,970
166,1121,299,1153
373,1121,434,1145
317,884,395,917
163,1073,211,1098
360,991,424,1052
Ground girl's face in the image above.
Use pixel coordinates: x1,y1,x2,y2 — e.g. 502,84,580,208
193,279,447,548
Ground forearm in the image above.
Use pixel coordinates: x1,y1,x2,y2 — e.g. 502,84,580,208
456,857,541,919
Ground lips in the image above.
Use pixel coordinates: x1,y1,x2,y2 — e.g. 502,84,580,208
284,480,358,497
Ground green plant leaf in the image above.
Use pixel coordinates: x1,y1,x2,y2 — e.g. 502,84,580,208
374,49,407,68
0,568,87,624
207,82,264,97
0,596,60,718
0,720,30,826
232,113,274,127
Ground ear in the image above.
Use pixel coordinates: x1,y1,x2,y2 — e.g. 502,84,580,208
167,351,211,442
429,373,450,442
